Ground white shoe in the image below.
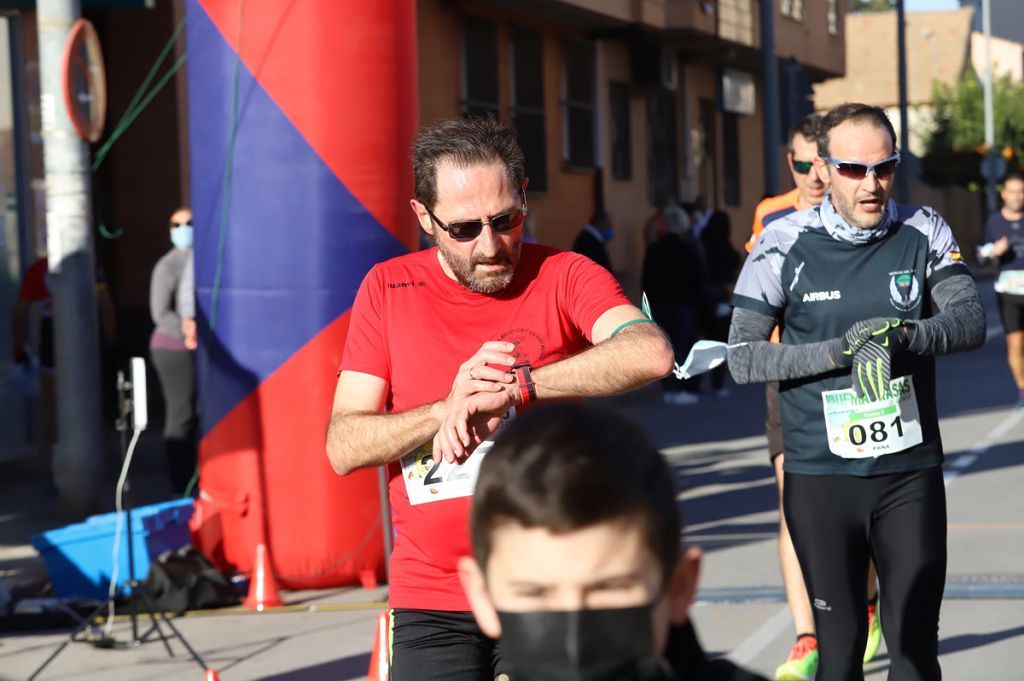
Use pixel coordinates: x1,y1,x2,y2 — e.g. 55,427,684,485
663,391,699,406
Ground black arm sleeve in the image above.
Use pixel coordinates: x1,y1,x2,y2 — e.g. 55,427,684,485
727,307,844,384
906,274,986,355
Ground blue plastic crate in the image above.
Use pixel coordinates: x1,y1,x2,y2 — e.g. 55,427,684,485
31,499,195,600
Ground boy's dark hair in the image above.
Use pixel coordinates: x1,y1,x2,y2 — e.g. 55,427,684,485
817,103,898,158
413,117,526,211
470,403,682,583
1003,172,1024,186
788,113,821,151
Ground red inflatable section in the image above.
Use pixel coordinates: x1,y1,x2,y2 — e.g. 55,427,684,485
192,312,387,587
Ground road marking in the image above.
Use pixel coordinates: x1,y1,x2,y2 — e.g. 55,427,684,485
726,604,792,665
945,409,1024,486
948,522,1024,530
951,454,977,469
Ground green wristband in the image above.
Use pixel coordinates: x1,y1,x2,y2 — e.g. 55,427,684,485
610,318,657,338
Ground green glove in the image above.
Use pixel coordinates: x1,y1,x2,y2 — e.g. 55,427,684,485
832,318,901,368
850,319,908,401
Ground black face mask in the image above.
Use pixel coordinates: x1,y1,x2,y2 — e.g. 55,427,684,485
497,605,673,681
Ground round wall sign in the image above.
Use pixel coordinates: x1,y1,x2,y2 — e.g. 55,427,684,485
61,18,107,143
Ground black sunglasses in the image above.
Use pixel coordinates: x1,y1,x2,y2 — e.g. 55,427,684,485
426,190,528,241
791,160,814,175
821,153,901,180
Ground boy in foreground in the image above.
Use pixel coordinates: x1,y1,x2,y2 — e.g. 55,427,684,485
458,403,768,680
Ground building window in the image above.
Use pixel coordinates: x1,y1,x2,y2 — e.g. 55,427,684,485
510,28,548,192
562,39,596,169
780,0,803,21
609,82,631,181
462,17,499,117
723,112,741,206
827,0,839,35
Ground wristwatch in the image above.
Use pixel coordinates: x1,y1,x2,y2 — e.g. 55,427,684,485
512,363,536,406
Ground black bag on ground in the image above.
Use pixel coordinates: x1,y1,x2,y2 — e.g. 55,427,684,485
142,545,240,614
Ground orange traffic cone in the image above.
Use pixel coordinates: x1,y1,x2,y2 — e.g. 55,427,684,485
204,669,220,681
367,609,390,680
243,543,283,611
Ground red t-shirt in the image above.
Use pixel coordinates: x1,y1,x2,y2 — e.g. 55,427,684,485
339,243,631,611
18,258,53,313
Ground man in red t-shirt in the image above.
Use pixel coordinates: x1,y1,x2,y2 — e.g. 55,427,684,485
327,118,674,681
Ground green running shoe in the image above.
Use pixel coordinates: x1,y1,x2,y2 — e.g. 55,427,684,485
863,601,882,663
775,636,819,681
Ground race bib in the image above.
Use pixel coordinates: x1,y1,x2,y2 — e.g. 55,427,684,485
400,409,515,505
995,270,1024,295
821,376,923,459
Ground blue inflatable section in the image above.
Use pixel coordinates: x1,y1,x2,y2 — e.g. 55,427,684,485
186,3,408,434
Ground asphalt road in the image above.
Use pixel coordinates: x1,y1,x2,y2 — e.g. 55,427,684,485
1,281,1021,680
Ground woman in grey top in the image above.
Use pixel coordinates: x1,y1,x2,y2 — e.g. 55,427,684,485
149,207,197,494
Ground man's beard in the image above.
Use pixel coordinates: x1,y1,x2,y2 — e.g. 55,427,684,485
434,233,521,294
834,190,887,231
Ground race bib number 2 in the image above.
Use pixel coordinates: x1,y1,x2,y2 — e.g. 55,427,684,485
821,376,923,459
400,409,515,505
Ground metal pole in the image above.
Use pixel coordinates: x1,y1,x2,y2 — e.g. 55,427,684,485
982,0,997,214
760,0,781,196
896,0,910,203
36,0,104,517
376,466,393,584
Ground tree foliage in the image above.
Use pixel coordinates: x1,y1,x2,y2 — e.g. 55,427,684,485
921,74,1024,189
851,0,894,12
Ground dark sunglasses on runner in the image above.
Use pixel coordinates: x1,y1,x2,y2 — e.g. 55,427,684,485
426,189,528,241
791,160,814,175
820,152,901,180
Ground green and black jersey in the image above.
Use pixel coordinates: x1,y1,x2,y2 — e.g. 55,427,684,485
732,201,971,476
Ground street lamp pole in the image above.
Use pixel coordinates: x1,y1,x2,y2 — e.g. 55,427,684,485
36,0,104,516
982,0,997,214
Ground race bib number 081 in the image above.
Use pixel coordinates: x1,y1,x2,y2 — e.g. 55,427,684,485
821,376,923,459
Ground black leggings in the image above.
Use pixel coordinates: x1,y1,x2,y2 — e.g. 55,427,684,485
784,468,946,681
151,349,198,494
390,609,506,681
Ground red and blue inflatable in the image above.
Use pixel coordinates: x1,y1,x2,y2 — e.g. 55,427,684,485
185,0,418,587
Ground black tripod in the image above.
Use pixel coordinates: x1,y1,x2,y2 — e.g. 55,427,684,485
30,368,210,679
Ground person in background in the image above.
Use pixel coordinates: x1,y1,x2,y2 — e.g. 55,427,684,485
149,207,198,495
12,254,116,463
643,206,709,405
572,210,614,272
977,173,1024,407
177,251,197,350
459,402,768,681
695,206,740,397
730,103,984,680
644,193,673,248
